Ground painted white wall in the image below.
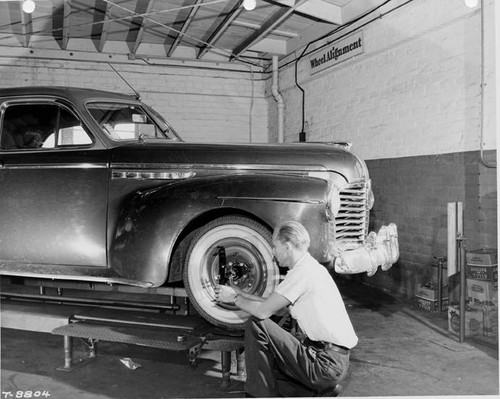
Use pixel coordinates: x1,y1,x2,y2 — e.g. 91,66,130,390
273,0,497,161
0,0,496,159
0,55,269,144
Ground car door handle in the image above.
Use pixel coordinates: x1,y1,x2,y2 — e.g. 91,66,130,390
0,160,4,168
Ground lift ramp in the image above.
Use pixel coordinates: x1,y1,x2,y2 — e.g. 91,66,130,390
1,283,244,388
52,307,208,353
50,308,210,371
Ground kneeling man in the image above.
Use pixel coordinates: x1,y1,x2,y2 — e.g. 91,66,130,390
216,221,358,397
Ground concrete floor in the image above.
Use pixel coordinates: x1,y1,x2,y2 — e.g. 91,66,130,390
1,279,498,398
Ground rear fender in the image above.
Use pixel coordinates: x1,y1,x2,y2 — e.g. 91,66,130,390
110,174,329,286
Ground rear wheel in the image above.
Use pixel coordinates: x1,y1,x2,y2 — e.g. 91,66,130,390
183,216,279,330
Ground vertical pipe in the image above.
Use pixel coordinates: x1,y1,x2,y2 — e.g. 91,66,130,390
479,0,496,168
63,335,73,369
459,234,467,343
271,56,284,143
437,258,443,311
455,201,466,342
220,351,232,388
447,203,457,276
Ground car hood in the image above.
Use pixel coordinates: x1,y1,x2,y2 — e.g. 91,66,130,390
110,141,369,183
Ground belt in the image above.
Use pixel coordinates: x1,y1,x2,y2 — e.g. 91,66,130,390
304,338,350,355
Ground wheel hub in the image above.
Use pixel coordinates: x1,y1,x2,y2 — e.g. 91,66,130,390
227,259,251,285
215,245,262,290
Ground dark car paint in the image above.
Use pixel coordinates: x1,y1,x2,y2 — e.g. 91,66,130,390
110,174,330,286
0,87,368,287
0,149,109,266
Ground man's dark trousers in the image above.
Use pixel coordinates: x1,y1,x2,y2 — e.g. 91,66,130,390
244,317,350,397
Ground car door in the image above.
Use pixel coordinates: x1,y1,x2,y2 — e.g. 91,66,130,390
0,100,109,267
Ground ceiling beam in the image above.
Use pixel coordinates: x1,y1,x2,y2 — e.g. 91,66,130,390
90,0,110,52
7,2,32,47
197,0,243,60
61,0,72,49
19,3,32,47
127,0,154,54
341,0,386,23
97,6,111,52
249,37,287,55
130,0,156,54
264,0,342,24
51,0,65,48
295,0,342,24
167,0,203,57
232,19,298,38
232,0,309,59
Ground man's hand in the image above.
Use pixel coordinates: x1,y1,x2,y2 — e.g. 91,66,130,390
215,285,237,303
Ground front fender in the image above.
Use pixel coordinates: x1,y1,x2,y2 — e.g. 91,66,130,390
110,174,331,286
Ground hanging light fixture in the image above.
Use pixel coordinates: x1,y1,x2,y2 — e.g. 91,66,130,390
22,0,36,13
464,0,478,7
243,0,256,11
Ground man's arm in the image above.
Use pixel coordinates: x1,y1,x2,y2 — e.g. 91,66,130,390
235,291,290,320
216,285,290,320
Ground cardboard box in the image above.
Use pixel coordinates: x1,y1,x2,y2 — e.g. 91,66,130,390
466,264,498,282
482,304,498,337
415,284,438,300
466,248,498,266
448,304,483,337
415,295,448,312
415,282,448,301
467,279,498,306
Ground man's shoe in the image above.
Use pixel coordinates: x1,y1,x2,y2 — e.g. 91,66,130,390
314,383,343,397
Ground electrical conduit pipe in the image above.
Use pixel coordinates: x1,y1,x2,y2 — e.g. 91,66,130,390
272,55,284,143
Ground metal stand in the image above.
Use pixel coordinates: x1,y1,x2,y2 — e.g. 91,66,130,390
52,311,244,387
57,336,97,372
433,256,447,311
448,201,467,342
457,233,467,343
221,351,232,388
203,335,246,388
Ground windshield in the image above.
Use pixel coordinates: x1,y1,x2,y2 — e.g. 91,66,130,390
86,102,180,141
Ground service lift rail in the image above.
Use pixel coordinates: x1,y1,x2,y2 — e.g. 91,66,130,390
0,277,245,389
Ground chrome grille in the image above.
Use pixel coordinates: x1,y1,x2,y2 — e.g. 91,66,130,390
332,180,370,248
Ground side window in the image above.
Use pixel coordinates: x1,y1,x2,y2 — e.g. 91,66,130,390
87,103,164,140
0,103,92,150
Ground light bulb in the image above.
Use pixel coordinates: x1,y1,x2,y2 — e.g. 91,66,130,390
464,0,478,8
243,0,256,11
22,0,36,13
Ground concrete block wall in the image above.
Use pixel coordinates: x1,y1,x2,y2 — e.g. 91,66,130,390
270,0,497,298
366,151,497,296
0,56,269,143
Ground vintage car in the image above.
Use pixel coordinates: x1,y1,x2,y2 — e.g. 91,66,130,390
0,86,398,330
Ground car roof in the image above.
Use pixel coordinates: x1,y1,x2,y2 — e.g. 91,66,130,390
0,86,138,103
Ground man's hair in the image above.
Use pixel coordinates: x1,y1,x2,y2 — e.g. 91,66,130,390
273,221,310,251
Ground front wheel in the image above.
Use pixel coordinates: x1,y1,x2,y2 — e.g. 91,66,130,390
183,216,279,330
